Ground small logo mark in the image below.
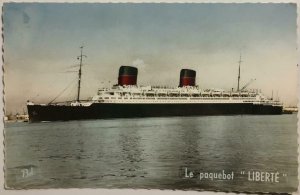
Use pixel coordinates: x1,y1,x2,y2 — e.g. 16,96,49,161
21,167,34,178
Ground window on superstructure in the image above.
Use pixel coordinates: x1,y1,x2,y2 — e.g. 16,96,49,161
181,94,189,97
146,93,154,97
158,94,166,97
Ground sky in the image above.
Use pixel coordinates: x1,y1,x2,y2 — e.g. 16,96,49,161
3,3,298,114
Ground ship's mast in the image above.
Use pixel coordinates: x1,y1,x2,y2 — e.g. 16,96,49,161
77,46,87,102
237,54,242,91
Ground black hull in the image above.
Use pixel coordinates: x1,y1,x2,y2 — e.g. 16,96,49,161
27,103,283,122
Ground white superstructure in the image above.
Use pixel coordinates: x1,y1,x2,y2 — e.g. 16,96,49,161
89,85,282,106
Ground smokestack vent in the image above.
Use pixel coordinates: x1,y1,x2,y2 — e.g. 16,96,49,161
118,66,138,86
179,69,196,87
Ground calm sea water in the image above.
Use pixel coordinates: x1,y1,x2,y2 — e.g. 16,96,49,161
4,114,298,193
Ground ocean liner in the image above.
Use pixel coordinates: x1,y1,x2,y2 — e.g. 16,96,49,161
27,48,283,122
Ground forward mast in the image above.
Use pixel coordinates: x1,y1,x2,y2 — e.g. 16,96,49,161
76,46,87,102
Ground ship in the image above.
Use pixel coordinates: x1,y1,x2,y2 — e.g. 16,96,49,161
27,48,283,122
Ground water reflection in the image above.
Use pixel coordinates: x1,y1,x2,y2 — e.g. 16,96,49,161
118,125,144,177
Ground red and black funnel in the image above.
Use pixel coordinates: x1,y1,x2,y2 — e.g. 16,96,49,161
179,69,196,87
118,66,138,86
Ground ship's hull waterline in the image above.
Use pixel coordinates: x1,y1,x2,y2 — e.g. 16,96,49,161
27,103,282,122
